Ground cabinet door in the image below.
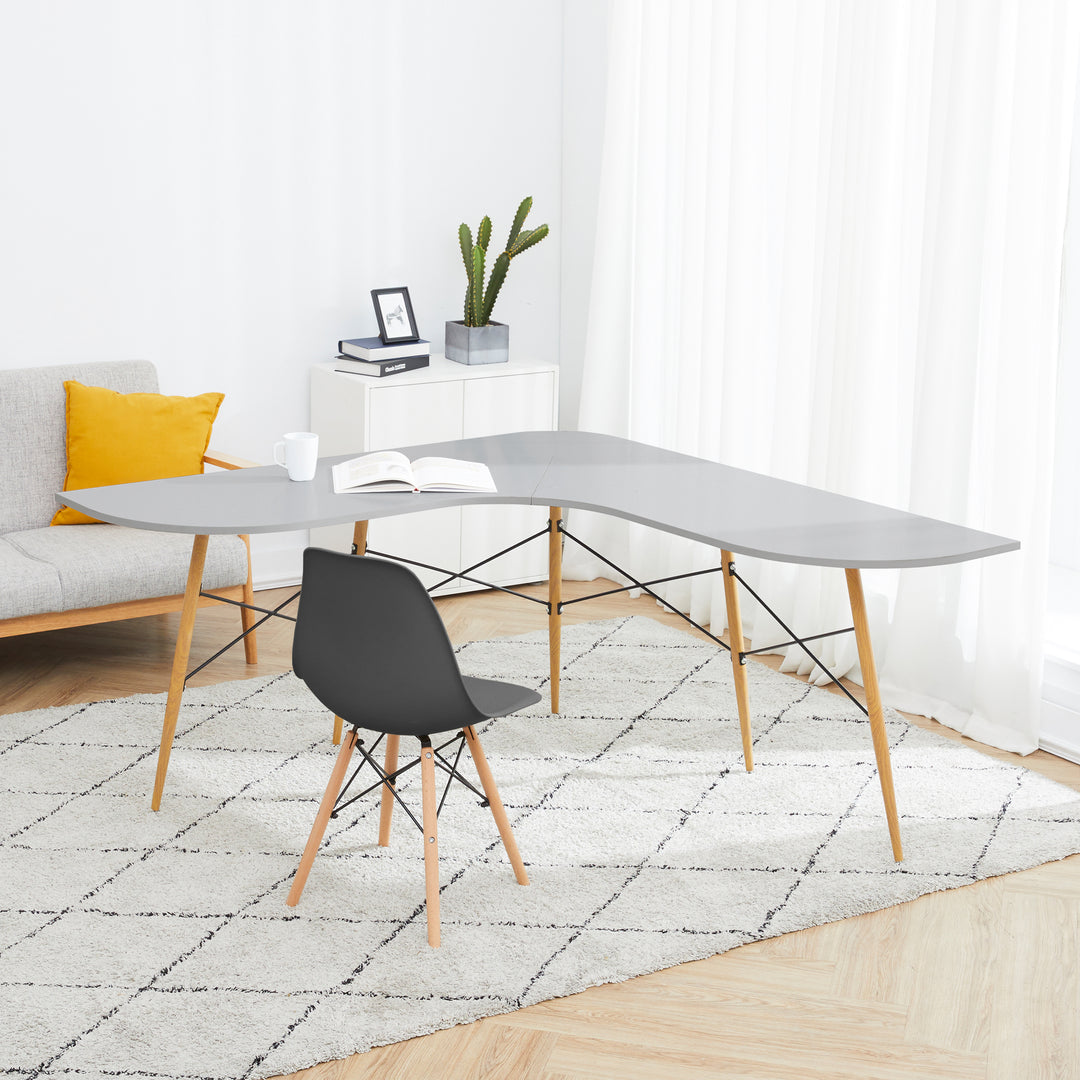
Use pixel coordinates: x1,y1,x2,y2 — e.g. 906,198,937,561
461,372,555,587
366,381,465,590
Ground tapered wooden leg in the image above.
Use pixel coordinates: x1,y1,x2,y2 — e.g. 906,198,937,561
721,550,754,772
845,568,903,862
287,728,358,906
378,733,400,846
352,520,369,556
420,739,441,947
239,534,258,664
151,534,209,811
331,522,370,746
549,507,562,713
463,725,529,885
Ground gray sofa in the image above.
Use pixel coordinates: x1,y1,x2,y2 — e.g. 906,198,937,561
0,360,255,653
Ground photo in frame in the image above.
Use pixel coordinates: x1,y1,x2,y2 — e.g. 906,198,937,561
371,287,420,344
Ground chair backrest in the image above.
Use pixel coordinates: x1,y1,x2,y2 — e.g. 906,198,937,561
0,360,159,534
292,547,487,737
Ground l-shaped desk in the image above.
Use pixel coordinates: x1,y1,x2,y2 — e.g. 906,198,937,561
62,431,1019,862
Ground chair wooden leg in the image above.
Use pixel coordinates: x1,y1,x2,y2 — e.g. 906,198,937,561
239,534,258,664
549,507,562,714
420,739,441,947
287,728,358,906
332,716,343,745
463,725,529,886
378,734,400,846
721,550,754,772
151,534,208,811
845,568,903,862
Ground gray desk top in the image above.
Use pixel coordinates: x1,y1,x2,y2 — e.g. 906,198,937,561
58,430,1019,569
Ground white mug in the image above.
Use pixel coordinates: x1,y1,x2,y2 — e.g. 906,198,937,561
273,431,319,481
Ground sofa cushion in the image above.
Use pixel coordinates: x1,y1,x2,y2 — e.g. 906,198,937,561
3,527,247,615
0,361,159,534
53,381,226,525
0,537,63,620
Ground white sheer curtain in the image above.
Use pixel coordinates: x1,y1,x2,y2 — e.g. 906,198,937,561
568,0,1079,753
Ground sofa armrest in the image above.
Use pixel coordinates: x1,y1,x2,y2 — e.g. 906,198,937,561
203,448,259,471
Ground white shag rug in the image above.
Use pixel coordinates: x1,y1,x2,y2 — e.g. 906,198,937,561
3,616,1080,1080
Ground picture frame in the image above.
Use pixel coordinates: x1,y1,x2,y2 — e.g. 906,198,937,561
371,286,420,344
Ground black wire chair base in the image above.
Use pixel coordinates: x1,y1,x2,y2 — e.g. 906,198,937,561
331,730,489,835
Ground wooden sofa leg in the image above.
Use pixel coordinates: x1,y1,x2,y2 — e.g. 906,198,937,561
240,534,258,664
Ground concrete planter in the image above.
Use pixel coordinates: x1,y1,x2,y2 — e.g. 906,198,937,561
445,320,509,365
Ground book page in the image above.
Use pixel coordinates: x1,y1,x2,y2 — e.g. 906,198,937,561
410,457,496,492
332,451,415,493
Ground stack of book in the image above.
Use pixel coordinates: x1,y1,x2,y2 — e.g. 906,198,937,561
335,337,430,378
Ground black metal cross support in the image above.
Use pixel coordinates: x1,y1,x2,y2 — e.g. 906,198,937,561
728,564,867,717
363,545,550,607
557,524,733,653
424,525,553,594
184,588,301,683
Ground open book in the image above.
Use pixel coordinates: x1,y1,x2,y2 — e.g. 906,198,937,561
331,451,497,494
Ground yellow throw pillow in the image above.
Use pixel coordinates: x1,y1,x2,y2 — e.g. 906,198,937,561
52,380,225,525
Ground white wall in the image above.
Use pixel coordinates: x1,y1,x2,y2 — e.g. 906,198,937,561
0,0,565,585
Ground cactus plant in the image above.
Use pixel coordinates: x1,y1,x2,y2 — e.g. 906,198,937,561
458,197,549,327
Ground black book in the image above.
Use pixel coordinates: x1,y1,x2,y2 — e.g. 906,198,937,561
333,353,430,378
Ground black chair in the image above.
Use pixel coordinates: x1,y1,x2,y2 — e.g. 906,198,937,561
285,547,540,947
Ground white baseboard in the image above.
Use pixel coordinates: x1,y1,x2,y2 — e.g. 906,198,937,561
1040,650,1080,764
1039,698,1080,765
1038,731,1080,766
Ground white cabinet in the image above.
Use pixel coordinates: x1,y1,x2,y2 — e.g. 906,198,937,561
309,356,558,594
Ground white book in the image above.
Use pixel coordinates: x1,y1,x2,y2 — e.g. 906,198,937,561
331,451,497,494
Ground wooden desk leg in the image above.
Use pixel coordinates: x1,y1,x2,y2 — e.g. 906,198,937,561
151,534,209,811
721,551,754,772
239,534,258,665
352,520,369,556
287,728,358,907
549,507,562,714
845,568,904,862
333,520,369,746
378,733,400,846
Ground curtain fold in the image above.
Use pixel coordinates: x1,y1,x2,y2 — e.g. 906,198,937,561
569,0,1079,752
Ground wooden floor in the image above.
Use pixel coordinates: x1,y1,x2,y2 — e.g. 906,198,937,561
2,580,1078,1079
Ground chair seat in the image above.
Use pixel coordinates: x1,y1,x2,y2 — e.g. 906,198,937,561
463,676,541,719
